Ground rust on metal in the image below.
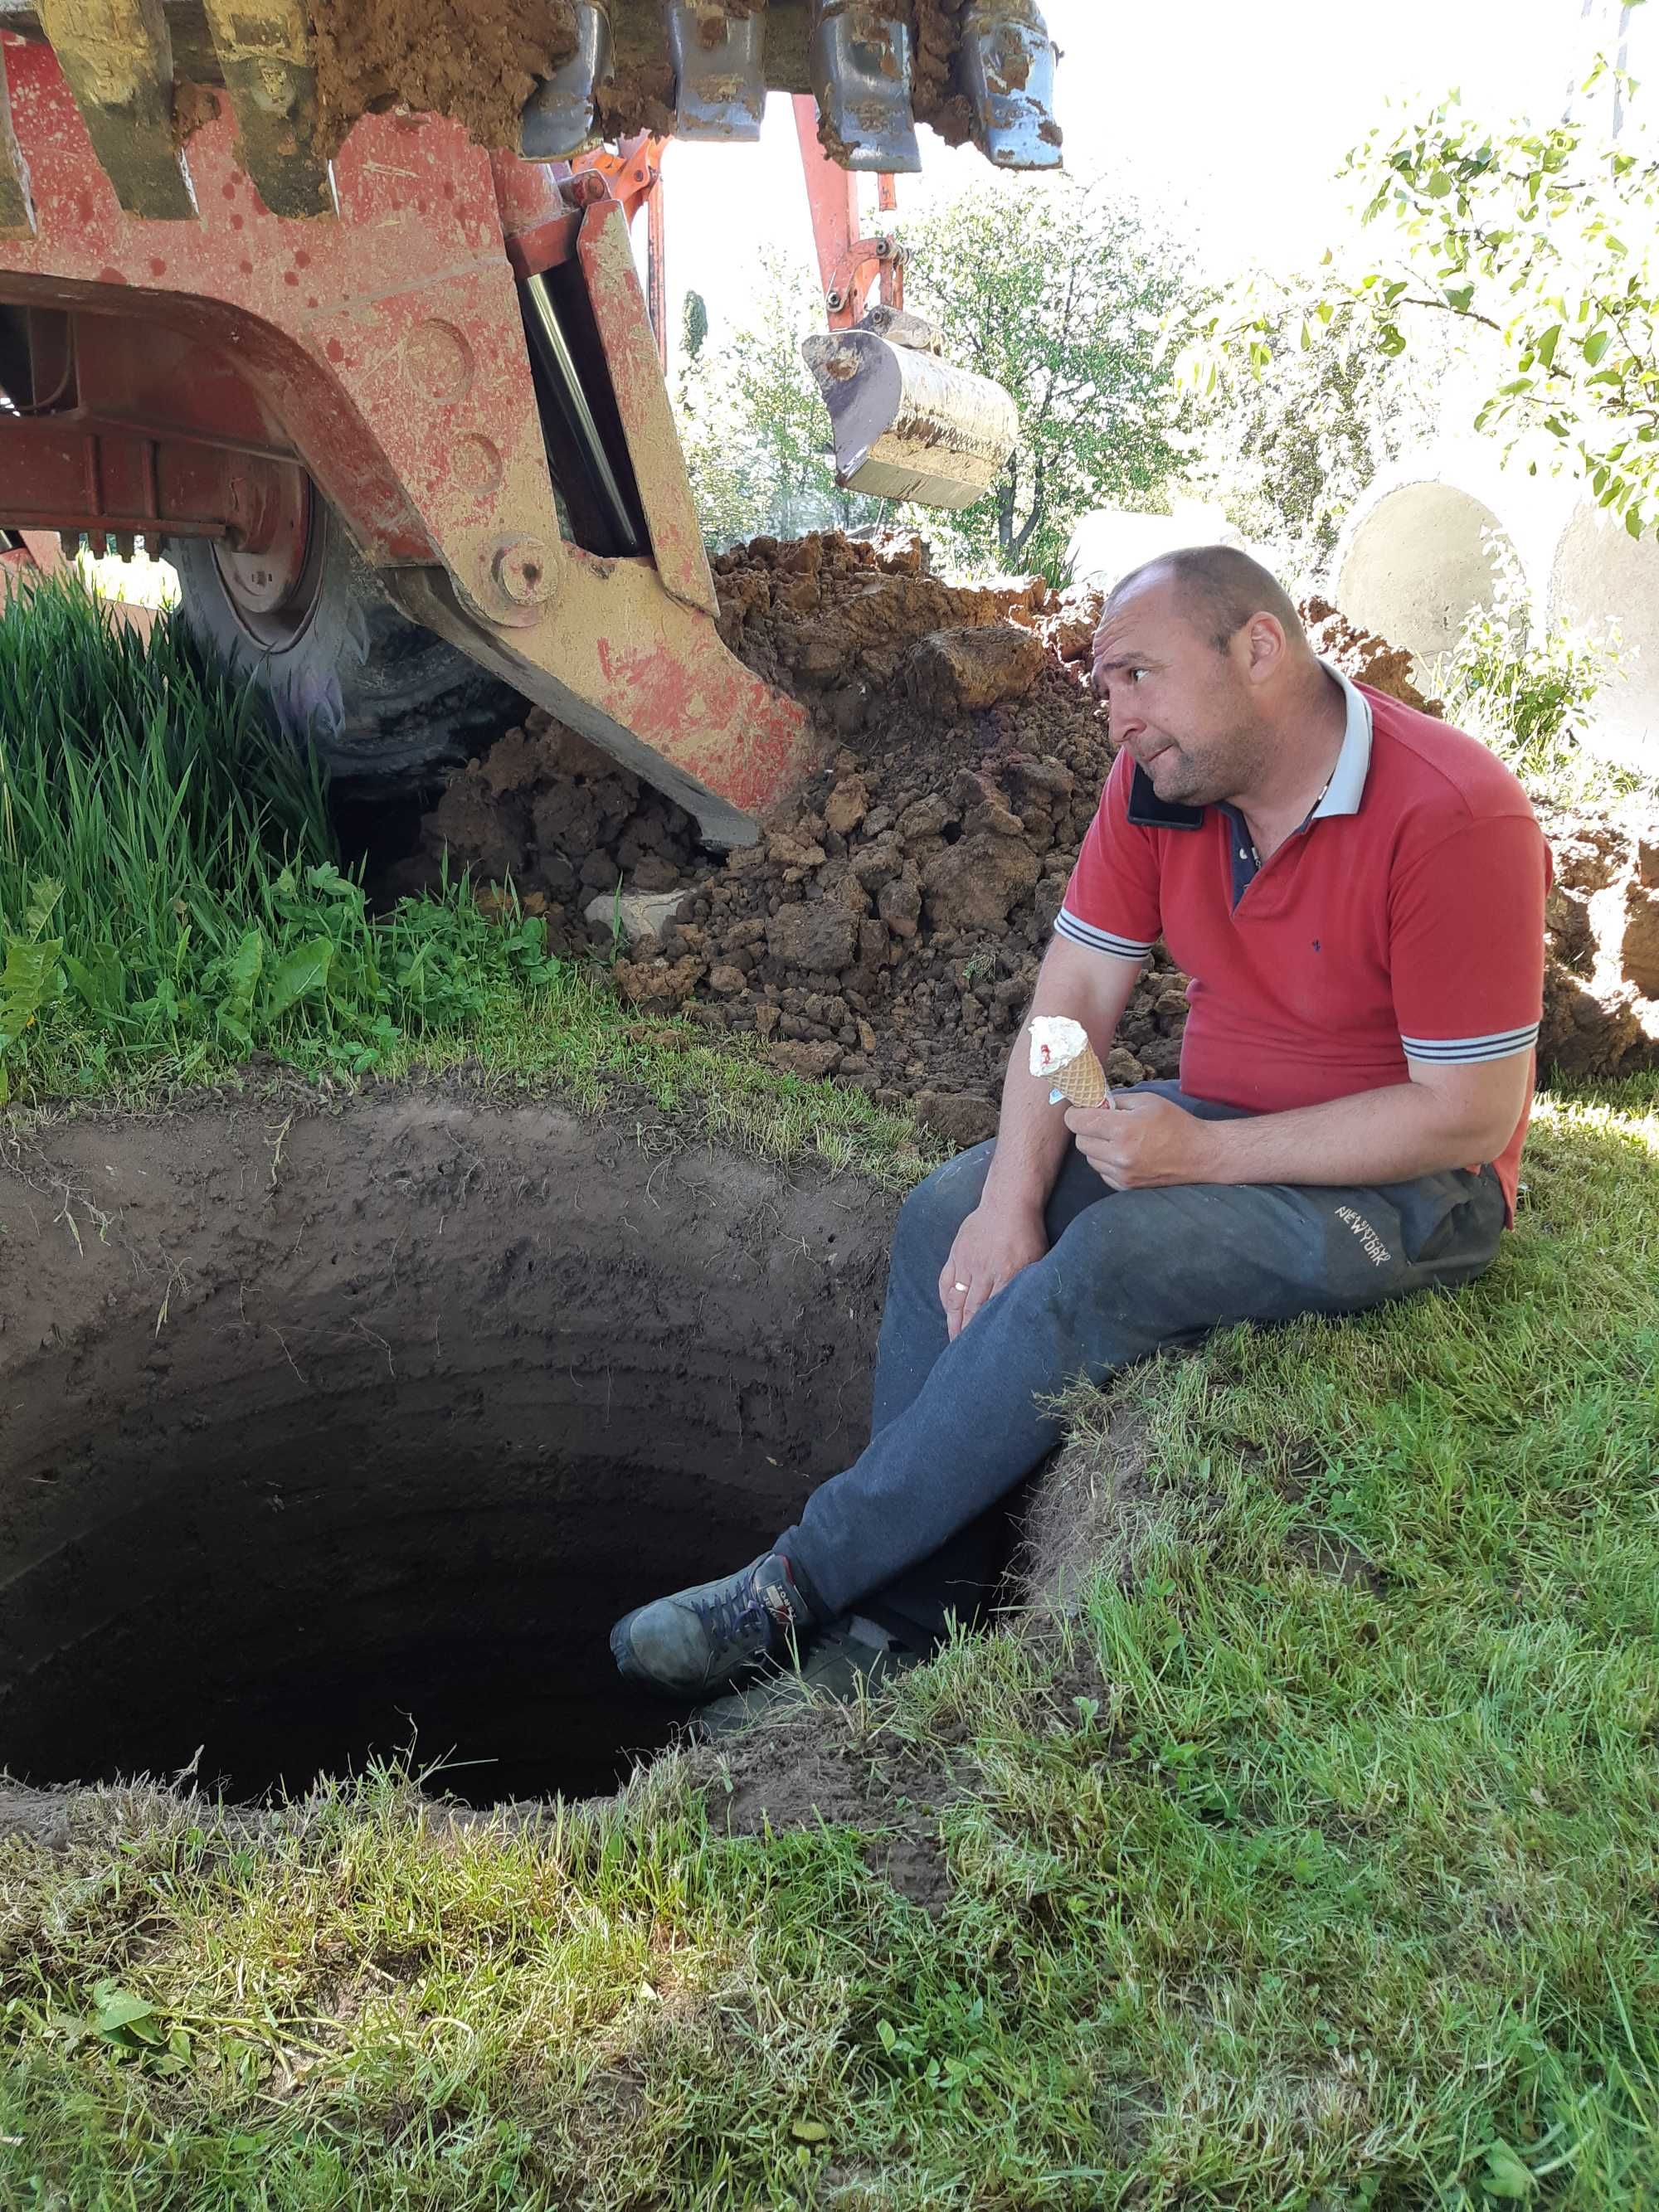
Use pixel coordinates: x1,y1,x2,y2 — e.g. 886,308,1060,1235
392,554,817,848
0,45,563,623
576,193,714,618
197,0,331,218
33,0,194,216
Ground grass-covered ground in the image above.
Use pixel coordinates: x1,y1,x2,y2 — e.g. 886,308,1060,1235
0,580,922,1183
2,581,1657,2207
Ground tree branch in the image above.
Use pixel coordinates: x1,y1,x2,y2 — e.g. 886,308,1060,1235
1394,294,1506,333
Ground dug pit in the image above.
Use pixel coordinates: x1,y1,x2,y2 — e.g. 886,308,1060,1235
0,1095,894,1806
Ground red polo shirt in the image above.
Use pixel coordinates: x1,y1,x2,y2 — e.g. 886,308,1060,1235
1058,670,1550,1219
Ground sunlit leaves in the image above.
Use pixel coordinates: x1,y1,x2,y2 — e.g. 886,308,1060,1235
1191,68,1659,534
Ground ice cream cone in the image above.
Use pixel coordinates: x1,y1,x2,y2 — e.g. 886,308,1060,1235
1052,1043,1109,1109
1028,1013,1114,1111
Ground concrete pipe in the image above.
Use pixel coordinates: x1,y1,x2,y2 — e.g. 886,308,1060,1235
1333,474,1524,670
1549,503,1659,771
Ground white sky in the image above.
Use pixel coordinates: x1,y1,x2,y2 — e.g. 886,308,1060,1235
654,0,1607,352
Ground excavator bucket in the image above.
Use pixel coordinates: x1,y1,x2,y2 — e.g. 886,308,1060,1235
802,309,1018,512
0,0,1061,838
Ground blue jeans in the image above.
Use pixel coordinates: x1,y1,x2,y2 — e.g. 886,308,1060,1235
775,1085,1506,1632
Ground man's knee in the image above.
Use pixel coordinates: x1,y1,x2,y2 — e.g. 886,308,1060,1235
893,1140,996,1268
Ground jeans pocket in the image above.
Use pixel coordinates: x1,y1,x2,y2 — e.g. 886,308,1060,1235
1394,1168,1502,1270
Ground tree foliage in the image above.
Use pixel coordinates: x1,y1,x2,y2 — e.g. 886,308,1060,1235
682,289,708,362
1180,281,1456,573
674,177,1188,576
1191,58,1659,537
674,251,883,548
899,178,1186,576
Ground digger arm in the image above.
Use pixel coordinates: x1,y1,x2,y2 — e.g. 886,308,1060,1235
0,0,1058,839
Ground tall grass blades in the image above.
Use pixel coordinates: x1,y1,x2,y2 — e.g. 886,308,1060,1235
0,578,562,1099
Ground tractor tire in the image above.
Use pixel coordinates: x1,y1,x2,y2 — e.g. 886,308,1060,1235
166,496,522,791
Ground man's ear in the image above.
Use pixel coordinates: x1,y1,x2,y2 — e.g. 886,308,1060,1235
1243,614,1288,683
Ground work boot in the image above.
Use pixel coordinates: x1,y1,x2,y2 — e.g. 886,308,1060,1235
693,1614,920,1739
610,1553,814,1701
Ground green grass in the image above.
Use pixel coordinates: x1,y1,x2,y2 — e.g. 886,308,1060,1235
0,577,924,1183
2,1081,1656,2210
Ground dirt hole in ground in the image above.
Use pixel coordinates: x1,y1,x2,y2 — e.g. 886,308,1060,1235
0,1096,893,1806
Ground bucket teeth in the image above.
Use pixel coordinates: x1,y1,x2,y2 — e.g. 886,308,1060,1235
809,0,921,173
961,0,1063,170
520,0,612,160
665,0,766,143
36,0,197,219
0,48,34,234
199,0,332,218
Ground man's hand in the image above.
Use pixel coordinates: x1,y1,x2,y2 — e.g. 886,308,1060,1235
939,1198,1049,1341
1065,1091,1218,1189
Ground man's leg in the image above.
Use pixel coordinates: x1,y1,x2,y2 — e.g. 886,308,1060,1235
777,1154,1506,1624
610,1103,1150,1697
611,1089,1506,1694
852,1133,1122,1649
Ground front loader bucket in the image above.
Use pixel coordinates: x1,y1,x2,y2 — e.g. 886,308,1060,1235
802,323,1018,512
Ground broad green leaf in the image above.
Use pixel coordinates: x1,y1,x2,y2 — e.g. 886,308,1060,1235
62,952,128,1021
1480,2140,1535,2198
225,929,265,1011
92,1991,159,2035
1583,328,1612,365
265,938,333,1020
1535,322,1561,367
1,936,65,1027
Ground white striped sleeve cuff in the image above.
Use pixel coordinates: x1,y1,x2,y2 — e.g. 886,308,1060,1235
1054,907,1155,963
1401,1022,1540,1065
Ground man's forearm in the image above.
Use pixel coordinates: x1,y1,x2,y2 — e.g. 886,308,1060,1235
980,1028,1074,1213
1194,1080,1510,1187
980,941,1143,1214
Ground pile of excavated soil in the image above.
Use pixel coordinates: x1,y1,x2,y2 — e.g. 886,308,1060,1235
648,537,1150,1144
420,531,1657,1134
1300,596,1443,717
411,715,703,942
1535,807,1659,1078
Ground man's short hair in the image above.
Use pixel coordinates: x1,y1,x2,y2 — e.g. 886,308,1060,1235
1107,545,1306,655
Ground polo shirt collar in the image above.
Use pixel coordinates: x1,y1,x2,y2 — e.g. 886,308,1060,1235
1311,660,1374,819
1125,659,1374,830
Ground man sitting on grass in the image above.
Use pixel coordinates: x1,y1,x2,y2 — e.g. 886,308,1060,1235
609,545,1551,1719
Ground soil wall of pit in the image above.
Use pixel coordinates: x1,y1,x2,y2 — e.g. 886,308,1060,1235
0,1095,895,1801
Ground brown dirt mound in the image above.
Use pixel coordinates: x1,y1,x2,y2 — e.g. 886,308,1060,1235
421,531,1656,1125
1535,806,1659,1079
615,533,1189,1141
406,716,702,946
1299,596,1443,717
311,0,577,153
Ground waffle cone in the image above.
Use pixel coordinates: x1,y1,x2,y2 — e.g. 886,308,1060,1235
1053,1043,1109,1109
